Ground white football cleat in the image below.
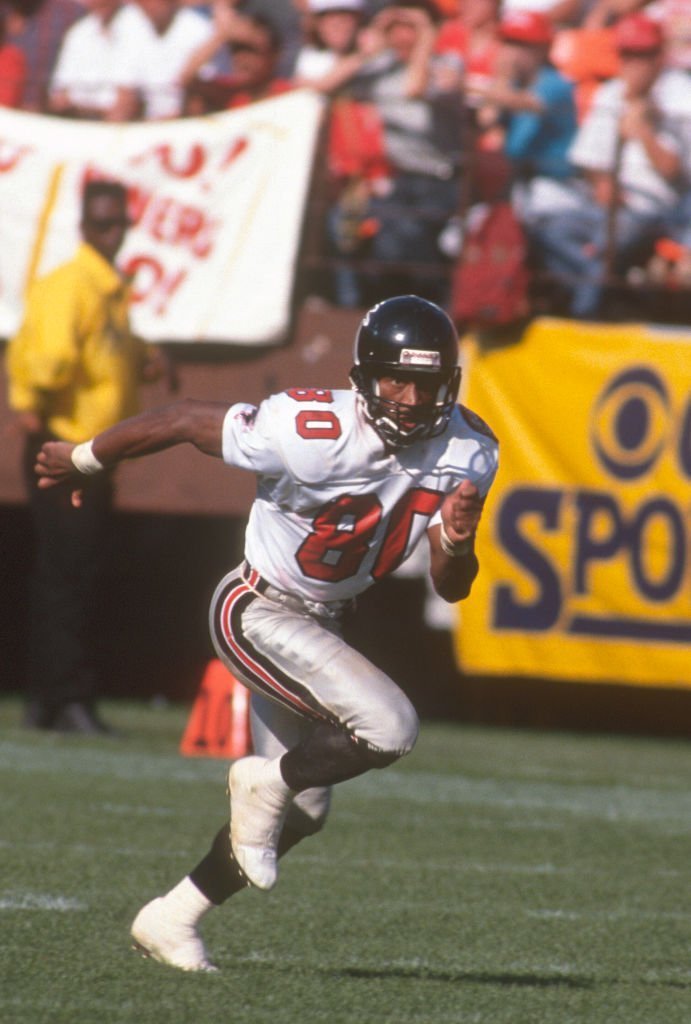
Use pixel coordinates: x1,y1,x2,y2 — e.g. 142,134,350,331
131,897,218,973
229,755,294,891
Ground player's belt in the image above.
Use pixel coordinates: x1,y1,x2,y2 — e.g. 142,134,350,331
241,561,355,620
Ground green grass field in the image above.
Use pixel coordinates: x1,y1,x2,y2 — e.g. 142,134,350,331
0,698,689,1024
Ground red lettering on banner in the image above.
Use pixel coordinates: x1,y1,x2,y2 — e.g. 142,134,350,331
126,183,150,224
177,206,215,258
123,255,188,316
0,141,32,172
148,196,174,241
189,215,217,259
151,266,187,316
129,143,207,178
155,143,206,178
126,185,218,259
220,137,249,170
126,139,249,179
124,254,161,303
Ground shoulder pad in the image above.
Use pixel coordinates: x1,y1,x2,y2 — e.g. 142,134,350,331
459,403,498,443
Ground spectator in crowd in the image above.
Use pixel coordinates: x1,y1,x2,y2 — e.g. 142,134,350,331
342,0,465,306
469,12,581,239
285,1,390,305
432,0,512,204
47,0,145,120
549,14,620,121
535,13,691,316
263,0,306,77
177,0,233,76
0,7,26,107
181,9,293,114
292,0,366,87
585,0,691,75
5,180,169,733
4,0,82,111
111,0,215,119
435,0,501,95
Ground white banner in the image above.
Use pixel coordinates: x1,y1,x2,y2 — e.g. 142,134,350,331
0,90,324,345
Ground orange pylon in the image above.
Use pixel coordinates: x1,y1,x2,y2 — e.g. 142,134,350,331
180,659,251,759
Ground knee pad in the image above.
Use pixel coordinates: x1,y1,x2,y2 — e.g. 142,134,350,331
357,700,419,761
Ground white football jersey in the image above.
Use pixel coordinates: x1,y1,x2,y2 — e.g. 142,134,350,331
221,388,498,602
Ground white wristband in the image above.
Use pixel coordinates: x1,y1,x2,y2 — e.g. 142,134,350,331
439,522,473,558
70,440,104,476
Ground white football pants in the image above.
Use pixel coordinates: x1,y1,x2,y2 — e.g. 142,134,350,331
209,563,419,831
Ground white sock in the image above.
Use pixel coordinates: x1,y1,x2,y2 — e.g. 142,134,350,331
164,876,214,927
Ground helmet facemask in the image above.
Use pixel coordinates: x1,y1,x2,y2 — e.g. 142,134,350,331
351,363,461,448
350,295,462,448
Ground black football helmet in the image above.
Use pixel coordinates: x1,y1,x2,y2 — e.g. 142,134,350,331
350,295,461,447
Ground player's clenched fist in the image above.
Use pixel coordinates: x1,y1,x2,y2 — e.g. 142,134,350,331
441,479,484,544
35,442,85,508
35,442,78,486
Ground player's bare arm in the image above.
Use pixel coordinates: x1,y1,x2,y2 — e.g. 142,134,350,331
428,479,483,602
35,399,229,488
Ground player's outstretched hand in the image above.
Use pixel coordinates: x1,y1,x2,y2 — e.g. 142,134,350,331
441,479,484,544
35,442,84,507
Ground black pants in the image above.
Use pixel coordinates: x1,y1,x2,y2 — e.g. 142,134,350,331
23,434,114,713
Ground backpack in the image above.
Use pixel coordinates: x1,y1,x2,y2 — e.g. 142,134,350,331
451,202,531,328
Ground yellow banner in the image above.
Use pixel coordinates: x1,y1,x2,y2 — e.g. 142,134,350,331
456,317,691,689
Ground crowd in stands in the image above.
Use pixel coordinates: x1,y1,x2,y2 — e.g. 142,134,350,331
1,0,691,322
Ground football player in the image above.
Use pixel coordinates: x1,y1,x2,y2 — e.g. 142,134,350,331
35,294,499,972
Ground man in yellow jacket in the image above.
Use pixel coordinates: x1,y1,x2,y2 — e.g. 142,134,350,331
7,179,166,733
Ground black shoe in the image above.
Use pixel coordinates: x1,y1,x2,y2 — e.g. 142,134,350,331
52,702,117,736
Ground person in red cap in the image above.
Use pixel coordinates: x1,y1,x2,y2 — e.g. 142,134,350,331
613,10,664,52
585,0,691,74
528,10,691,317
466,8,581,257
498,10,554,46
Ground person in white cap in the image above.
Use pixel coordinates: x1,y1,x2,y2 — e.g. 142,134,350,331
293,0,366,87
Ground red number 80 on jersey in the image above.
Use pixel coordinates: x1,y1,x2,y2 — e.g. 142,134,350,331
287,388,442,583
288,389,341,441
